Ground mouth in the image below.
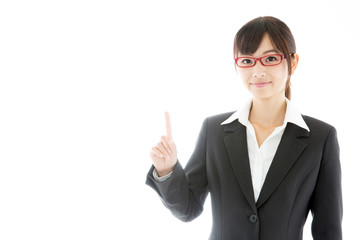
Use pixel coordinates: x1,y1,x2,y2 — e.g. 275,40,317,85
250,81,271,88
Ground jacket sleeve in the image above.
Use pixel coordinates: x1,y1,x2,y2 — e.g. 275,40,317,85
310,127,343,240
145,118,209,222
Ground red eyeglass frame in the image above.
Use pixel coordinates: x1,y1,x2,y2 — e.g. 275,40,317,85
235,54,285,68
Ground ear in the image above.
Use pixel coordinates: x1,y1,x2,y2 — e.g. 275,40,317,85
290,53,299,75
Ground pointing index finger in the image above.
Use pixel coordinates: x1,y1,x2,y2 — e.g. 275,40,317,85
165,112,173,141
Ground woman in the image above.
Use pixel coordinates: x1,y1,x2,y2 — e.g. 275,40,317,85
146,16,342,240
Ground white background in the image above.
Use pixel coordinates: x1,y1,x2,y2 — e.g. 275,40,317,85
0,0,359,239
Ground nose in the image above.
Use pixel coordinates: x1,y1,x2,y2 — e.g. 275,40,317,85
252,72,266,78
252,61,266,78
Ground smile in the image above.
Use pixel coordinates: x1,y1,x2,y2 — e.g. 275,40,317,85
250,82,271,88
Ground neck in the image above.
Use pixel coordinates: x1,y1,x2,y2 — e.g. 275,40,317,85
249,95,287,127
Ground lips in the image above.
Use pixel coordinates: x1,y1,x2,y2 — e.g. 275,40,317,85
251,82,271,88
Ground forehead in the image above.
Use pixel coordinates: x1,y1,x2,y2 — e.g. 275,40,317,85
257,33,275,49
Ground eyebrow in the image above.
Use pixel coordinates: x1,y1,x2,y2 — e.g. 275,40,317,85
240,49,280,57
262,49,280,54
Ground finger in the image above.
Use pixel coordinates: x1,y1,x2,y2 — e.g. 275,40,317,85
165,112,173,141
168,141,176,153
150,151,164,162
150,146,163,158
156,142,168,157
160,136,172,154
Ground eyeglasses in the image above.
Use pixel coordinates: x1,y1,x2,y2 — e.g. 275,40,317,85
235,54,285,68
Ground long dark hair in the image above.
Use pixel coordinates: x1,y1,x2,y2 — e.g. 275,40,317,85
234,16,296,99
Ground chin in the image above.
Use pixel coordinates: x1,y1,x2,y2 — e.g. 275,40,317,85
251,91,286,101
249,90,272,99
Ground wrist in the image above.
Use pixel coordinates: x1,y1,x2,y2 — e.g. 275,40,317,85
156,167,174,177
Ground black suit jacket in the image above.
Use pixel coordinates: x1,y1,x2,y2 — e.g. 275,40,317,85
146,112,342,240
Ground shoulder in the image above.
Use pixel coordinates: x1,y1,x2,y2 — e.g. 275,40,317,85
204,111,235,126
302,115,337,137
196,111,238,138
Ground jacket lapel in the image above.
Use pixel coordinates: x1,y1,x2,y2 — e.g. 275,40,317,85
223,121,257,212
256,122,309,208
223,121,310,211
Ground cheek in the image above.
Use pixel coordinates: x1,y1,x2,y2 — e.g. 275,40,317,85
238,70,251,84
271,65,289,85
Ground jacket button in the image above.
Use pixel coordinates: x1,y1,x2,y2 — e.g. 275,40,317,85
249,214,258,223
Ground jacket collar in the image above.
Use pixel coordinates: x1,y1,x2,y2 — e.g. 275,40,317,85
221,98,310,132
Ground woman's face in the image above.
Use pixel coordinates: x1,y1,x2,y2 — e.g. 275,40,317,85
237,33,297,100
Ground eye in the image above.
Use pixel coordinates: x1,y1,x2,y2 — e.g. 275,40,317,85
266,56,278,62
241,58,254,65
235,57,255,67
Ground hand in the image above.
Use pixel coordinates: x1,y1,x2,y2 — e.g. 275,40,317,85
149,112,178,177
